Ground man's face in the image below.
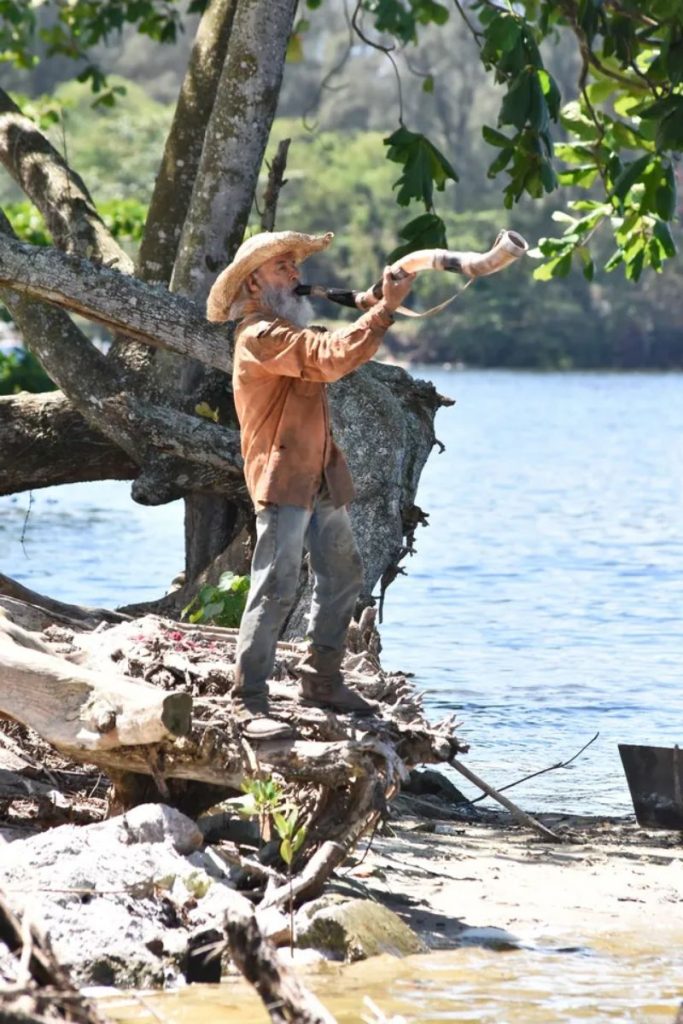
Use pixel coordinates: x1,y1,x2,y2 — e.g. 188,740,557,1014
247,251,312,327
253,253,300,294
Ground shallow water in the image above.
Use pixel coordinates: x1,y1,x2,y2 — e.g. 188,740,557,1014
2,370,683,815
99,931,683,1023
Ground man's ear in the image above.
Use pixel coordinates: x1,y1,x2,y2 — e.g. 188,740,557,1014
246,272,260,295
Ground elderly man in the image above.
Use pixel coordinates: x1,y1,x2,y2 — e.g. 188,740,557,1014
206,230,414,730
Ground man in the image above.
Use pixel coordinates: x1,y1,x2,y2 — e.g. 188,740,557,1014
206,230,414,731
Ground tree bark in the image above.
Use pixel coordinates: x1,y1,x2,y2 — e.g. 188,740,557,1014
0,391,136,496
137,0,239,288
0,88,133,272
0,230,232,373
166,0,299,583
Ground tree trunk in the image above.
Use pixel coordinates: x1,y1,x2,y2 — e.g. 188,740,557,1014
164,0,299,583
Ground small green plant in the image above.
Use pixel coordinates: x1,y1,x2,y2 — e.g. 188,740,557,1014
181,571,250,628
238,776,308,950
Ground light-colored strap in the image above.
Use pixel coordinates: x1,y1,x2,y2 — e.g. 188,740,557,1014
395,277,474,318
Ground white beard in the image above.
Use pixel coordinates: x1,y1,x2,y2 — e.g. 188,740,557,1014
260,284,314,328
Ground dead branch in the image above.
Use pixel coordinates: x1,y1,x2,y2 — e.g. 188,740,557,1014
222,887,338,1024
449,756,564,843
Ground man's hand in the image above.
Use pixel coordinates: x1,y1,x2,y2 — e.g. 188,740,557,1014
382,267,416,313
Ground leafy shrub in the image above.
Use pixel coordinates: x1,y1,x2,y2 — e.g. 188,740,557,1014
0,348,56,394
181,571,250,628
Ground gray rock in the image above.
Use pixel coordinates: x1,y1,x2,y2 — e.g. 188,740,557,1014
0,804,229,986
296,895,428,962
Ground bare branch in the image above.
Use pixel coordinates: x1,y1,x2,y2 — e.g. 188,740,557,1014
0,89,133,270
260,138,291,232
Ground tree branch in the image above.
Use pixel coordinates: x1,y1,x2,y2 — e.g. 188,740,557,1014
0,391,137,496
0,89,133,271
137,0,239,287
0,230,233,373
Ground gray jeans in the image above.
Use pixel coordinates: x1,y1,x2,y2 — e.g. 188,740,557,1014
234,488,364,693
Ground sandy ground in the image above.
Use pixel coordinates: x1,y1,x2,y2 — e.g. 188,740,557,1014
345,798,683,953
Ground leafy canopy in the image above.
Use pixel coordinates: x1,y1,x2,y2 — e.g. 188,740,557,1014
321,0,682,281
1,0,681,280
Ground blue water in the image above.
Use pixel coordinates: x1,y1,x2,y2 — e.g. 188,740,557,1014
3,369,682,815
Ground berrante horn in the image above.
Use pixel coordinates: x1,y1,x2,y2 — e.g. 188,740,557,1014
296,228,528,315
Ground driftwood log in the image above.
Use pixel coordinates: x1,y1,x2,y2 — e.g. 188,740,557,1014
0,578,463,867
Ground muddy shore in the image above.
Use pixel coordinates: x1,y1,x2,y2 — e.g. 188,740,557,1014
3,783,681,986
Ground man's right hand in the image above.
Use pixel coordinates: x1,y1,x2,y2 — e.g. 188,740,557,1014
382,266,416,313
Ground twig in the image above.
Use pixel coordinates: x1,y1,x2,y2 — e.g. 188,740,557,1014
469,732,600,805
260,138,291,232
449,757,564,842
350,1,405,124
362,996,407,1024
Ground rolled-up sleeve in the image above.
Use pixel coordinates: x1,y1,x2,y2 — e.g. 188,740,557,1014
241,303,394,382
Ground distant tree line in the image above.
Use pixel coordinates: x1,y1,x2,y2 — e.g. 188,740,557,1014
2,6,681,373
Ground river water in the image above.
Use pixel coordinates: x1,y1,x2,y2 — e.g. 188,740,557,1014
3,369,683,1021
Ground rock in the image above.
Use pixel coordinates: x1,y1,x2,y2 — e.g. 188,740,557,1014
403,769,468,804
0,803,231,986
117,803,203,854
295,896,428,962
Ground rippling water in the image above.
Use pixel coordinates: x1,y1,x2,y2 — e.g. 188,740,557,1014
3,370,683,814
100,934,683,1024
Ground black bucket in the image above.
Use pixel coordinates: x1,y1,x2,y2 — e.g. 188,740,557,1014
618,743,683,830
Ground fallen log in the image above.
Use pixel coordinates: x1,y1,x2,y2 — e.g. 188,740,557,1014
0,611,192,752
0,596,464,904
0,573,130,627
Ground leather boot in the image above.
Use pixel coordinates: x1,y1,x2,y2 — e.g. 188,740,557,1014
232,672,294,741
295,645,378,715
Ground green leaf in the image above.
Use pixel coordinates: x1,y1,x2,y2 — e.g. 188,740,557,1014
485,13,521,53
625,248,645,282
195,401,219,422
655,163,675,220
560,101,600,141
557,166,599,187
422,74,434,94
280,838,293,865
612,155,652,204
652,220,676,258
202,601,224,621
655,105,683,150
537,69,561,121
389,212,448,260
500,71,532,130
384,127,458,208
482,125,512,148
487,147,514,178
532,251,573,281
273,812,288,837
286,32,303,62
578,246,594,281
292,826,307,855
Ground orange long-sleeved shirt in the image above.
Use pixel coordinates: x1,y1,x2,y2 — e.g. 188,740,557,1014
233,301,394,509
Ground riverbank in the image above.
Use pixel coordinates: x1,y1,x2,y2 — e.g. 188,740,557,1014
3,760,682,1023
87,795,683,1024
357,797,683,953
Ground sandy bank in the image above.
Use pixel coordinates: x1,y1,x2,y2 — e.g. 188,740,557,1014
350,800,683,953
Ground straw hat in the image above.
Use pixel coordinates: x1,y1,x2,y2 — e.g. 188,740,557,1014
206,229,334,323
